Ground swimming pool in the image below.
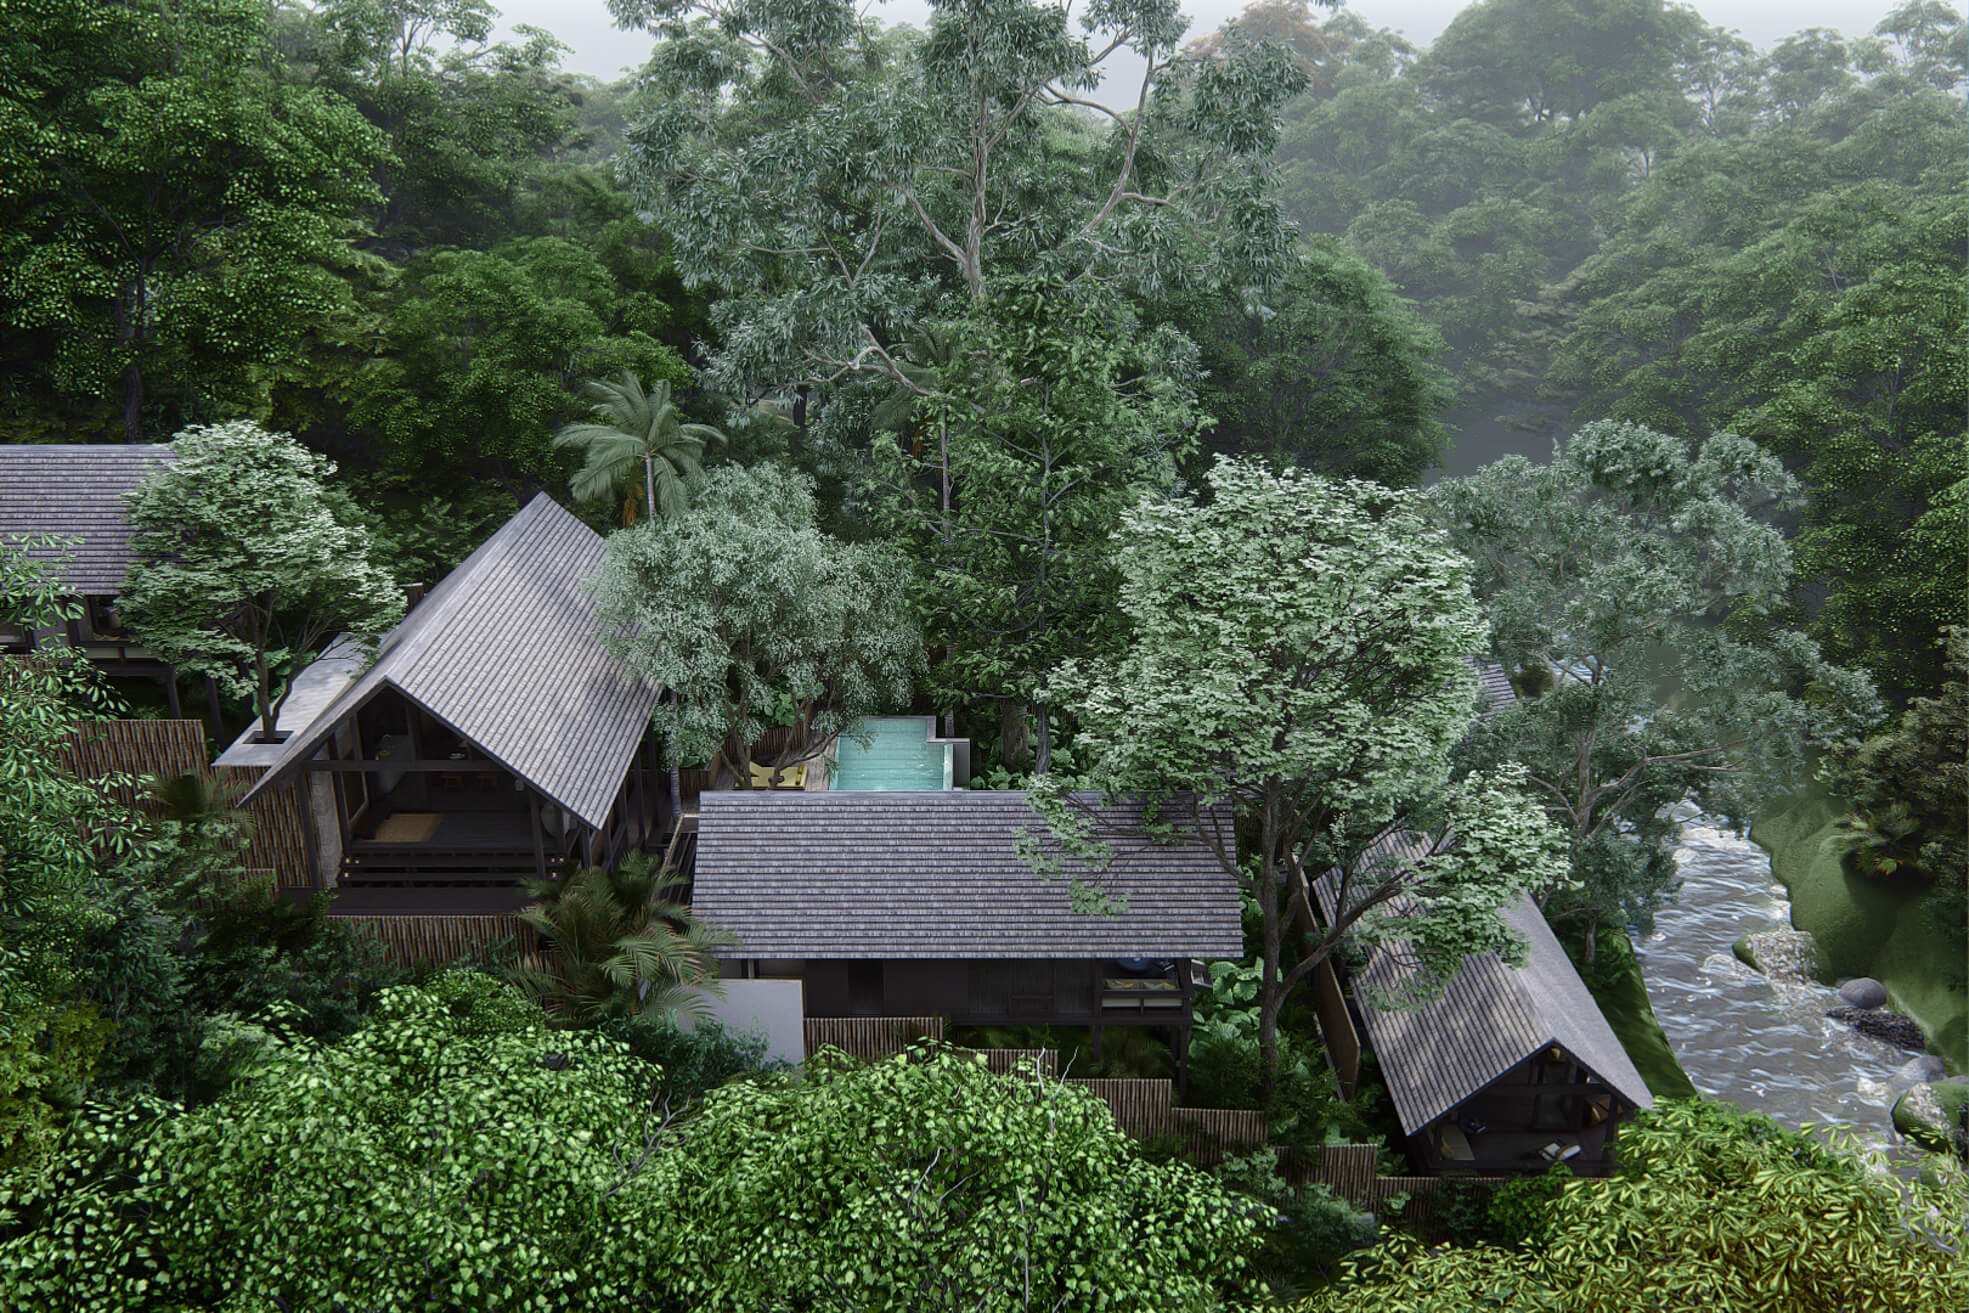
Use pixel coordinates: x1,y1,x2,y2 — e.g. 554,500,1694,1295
829,716,954,791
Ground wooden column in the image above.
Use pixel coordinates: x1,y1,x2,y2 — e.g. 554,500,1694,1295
528,790,547,881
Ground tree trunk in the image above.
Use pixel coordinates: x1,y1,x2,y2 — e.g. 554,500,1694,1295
998,701,1029,771
1033,710,1051,776
255,648,275,740
644,455,657,525
121,362,144,444
668,765,683,828
1257,790,1284,1104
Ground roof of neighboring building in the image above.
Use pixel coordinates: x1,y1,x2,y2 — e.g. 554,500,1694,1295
1315,861,1654,1135
1475,661,1516,718
691,791,1246,960
0,443,177,594
232,494,656,828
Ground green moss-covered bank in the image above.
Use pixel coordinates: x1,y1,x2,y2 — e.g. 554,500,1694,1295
1565,929,1699,1100
1753,788,1967,1075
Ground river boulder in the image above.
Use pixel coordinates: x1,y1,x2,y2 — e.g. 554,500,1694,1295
1734,929,1820,983
1892,1081,1969,1161
1837,977,1889,1009
1898,1055,1947,1083
1826,1006,1928,1051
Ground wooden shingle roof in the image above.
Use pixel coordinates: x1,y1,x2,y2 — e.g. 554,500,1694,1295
1315,861,1654,1135
0,444,176,594
691,791,1245,959
239,494,657,828
1475,661,1516,718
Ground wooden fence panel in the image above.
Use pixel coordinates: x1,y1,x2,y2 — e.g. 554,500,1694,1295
1065,1079,1269,1165
962,1048,1057,1078
61,719,208,804
60,719,321,893
213,765,315,891
803,1016,946,1061
331,913,524,967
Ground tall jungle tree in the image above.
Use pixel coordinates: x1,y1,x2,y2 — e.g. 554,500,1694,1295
0,0,383,442
121,421,404,741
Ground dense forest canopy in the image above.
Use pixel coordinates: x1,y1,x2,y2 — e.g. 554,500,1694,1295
3,0,1958,702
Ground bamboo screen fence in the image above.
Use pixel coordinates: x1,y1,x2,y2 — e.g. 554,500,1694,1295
61,719,314,891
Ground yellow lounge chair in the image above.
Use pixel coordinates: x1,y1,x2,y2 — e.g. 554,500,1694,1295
748,760,807,789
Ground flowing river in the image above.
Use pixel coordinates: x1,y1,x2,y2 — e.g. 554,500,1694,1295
1633,804,1934,1163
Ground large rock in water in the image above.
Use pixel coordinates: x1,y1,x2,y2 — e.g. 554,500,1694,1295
1826,1006,1928,1051
1837,977,1888,1009
1892,1081,1969,1161
1736,929,1820,983
1899,1054,1947,1084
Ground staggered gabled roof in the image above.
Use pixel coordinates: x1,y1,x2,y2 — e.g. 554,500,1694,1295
1313,666,1652,1133
1315,865,1654,1135
238,494,657,828
692,791,1245,960
0,443,176,594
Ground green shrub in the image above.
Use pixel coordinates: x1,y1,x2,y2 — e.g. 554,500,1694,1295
630,1042,1267,1311
600,1012,787,1105
0,974,666,1312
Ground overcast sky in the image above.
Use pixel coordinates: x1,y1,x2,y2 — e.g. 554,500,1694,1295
494,1,1938,85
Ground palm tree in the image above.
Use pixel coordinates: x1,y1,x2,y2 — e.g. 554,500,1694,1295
554,372,723,527
509,853,731,1024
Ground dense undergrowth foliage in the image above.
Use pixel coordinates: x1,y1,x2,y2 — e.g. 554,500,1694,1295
0,981,1268,1312
1293,1098,1969,1311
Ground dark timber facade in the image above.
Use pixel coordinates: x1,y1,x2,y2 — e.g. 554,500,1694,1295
227,494,661,913
690,791,1245,1079
1314,872,1654,1176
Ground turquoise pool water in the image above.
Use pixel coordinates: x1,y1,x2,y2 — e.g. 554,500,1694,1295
830,717,952,791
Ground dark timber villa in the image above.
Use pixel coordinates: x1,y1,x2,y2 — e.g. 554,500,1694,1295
1314,862,1654,1175
0,444,199,712
691,791,1245,1076
226,494,662,913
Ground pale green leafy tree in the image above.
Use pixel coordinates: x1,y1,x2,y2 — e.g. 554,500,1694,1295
588,464,924,784
637,1043,1269,1311
1035,458,1567,1091
1431,421,1884,960
554,370,721,526
121,422,405,741
0,973,673,1311
1291,1097,1969,1312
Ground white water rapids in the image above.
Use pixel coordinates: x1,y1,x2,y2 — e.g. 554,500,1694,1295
1633,805,1937,1166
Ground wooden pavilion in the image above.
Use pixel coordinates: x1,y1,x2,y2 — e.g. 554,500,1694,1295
224,494,661,914
689,790,1246,1083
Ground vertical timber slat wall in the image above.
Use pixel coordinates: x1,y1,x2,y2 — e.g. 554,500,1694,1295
1065,1078,1271,1166
334,914,525,967
62,719,314,892
803,1016,946,1060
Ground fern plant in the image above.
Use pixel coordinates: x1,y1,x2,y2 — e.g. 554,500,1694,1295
510,853,730,1023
